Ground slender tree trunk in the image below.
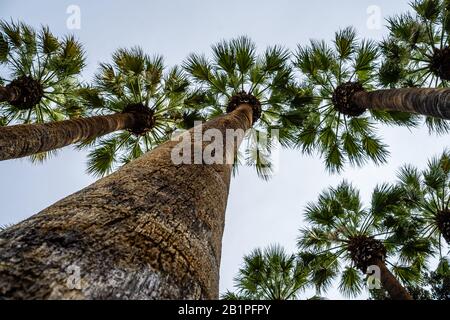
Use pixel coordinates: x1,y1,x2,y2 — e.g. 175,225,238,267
352,88,450,120
0,113,138,161
0,85,19,104
0,104,254,299
374,259,413,300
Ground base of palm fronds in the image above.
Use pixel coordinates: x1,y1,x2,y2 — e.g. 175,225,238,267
331,82,366,117
347,235,386,272
429,47,450,81
226,91,261,124
122,103,156,136
6,75,43,109
436,209,450,244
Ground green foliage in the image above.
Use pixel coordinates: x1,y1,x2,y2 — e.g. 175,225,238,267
339,267,363,297
222,245,309,300
81,47,191,177
381,0,450,134
394,150,450,254
0,20,86,163
294,28,416,173
0,20,86,125
183,36,314,180
379,0,450,134
298,180,420,297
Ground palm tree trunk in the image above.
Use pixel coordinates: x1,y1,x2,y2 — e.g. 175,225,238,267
352,88,450,120
0,113,138,161
0,103,254,299
0,85,19,104
374,259,413,300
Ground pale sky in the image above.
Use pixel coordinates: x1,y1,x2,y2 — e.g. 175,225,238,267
0,0,448,299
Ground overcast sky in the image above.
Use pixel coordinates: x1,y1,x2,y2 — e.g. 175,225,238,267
1,0,448,299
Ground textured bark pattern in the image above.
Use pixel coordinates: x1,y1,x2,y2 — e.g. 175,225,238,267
375,260,413,300
0,104,253,300
0,113,136,161
352,88,450,120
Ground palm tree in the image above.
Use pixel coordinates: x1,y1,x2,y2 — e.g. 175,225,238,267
378,0,450,134
0,38,307,299
428,257,450,299
382,0,450,88
370,257,450,300
222,245,309,300
297,181,427,300
294,27,449,173
183,36,311,178
0,20,86,161
78,47,196,176
294,28,413,173
394,150,449,255
0,48,190,163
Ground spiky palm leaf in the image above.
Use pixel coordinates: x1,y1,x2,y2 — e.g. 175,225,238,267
223,245,309,300
79,47,190,177
293,27,417,173
183,36,314,180
297,181,423,297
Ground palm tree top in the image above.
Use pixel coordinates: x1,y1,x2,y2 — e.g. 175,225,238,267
183,36,314,179
377,0,450,135
382,0,450,88
298,180,426,297
0,20,86,126
78,47,191,177
223,244,309,300
293,27,418,173
182,35,309,128
395,149,450,255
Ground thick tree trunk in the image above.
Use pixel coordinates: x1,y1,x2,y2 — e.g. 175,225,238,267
0,113,138,161
0,104,254,299
0,85,19,104
374,260,413,300
352,88,450,120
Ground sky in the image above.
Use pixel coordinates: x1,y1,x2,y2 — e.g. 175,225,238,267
0,0,448,299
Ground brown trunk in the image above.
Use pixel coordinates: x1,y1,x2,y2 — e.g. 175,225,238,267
352,88,450,120
0,113,138,161
0,104,254,299
0,85,19,104
374,259,413,300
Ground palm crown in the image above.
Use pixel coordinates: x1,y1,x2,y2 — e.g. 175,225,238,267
293,27,417,173
0,20,85,125
297,181,426,297
183,36,313,179
222,245,309,300
394,150,450,256
79,47,190,177
379,0,450,134
381,0,450,88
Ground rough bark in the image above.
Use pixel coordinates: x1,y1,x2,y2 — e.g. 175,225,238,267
0,85,19,104
0,113,137,161
352,88,450,120
374,259,413,300
0,104,254,299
